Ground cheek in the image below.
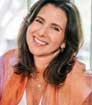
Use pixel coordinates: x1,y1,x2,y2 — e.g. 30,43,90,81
27,25,33,34
26,27,32,45
26,25,34,39
27,23,37,34
51,33,65,46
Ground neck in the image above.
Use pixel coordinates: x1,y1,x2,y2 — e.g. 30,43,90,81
33,50,60,73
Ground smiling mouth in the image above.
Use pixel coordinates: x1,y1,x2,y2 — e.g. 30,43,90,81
33,37,48,45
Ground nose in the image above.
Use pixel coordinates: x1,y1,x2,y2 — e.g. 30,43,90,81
37,25,48,37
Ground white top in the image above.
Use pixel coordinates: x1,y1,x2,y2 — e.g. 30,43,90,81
19,91,43,105
19,91,26,105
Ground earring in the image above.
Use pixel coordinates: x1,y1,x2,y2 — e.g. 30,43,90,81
60,43,66,52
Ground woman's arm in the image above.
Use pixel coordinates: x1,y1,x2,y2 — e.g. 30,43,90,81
0,56,4,101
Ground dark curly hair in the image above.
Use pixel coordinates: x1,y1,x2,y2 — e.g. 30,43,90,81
15,0,83,86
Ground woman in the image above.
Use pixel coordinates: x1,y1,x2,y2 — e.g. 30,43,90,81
1,0,92,105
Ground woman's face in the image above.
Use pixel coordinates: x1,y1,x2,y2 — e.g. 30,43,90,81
26,4,67,57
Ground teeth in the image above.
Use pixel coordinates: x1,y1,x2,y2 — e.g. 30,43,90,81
34,37,47,45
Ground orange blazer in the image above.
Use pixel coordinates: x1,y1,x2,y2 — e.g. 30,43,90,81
0,49,92,105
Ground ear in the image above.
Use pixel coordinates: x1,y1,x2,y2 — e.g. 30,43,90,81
60,43,66,49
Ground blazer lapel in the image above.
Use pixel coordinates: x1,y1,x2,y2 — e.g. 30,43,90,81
1,73,28,105
57,66,92,105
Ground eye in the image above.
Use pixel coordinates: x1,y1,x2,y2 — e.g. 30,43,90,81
52,26,60,32
35,18,43,24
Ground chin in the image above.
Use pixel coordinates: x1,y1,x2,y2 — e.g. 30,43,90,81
30,50,45,56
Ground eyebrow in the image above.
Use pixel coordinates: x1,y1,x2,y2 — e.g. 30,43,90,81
36,16,63,30
36,16,45,21
51,23,63,30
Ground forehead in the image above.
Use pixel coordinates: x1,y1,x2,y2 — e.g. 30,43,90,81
36,4,67,28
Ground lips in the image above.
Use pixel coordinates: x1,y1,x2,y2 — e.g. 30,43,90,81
33,37,48,45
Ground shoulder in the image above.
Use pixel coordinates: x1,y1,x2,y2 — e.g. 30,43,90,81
2,48,18,71
72,59,85,74
70,59,92,91
2,49,18,62
58,59,92,105
2,49,18,87
71,60,92,104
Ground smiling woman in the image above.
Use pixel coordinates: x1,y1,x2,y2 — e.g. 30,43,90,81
26,4,66,58
0,0,92,105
